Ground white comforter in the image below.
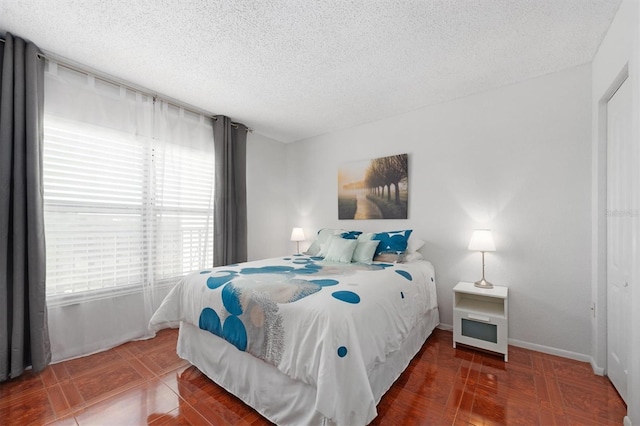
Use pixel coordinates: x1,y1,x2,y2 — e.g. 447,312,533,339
149,256,437,425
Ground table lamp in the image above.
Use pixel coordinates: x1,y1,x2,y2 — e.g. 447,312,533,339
291,227,305,254
468,229,496,288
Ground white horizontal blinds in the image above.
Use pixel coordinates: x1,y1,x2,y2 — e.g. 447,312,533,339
43,124,148,296
43,61,214,300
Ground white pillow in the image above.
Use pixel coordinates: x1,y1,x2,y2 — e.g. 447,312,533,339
324,237,358,263
306,228,344,255
357,232,375,242
317,236,336,257
407,236,425,253
351,240,380,264
405,251,424,262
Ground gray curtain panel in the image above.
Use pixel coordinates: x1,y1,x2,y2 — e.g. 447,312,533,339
213,115,248,266
0,33,51,381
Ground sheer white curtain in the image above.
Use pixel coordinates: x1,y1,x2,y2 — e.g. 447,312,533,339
43,61,214,361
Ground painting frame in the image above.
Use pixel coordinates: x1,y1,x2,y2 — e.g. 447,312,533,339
338,153,408,220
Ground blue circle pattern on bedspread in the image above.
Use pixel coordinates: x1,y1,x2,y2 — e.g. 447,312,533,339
309,279,339,287
207,271,237,289
222,315,248,351
198,256,402,360
199,303,249,351
222,283,244,316
331,290,360,304
199,307,221,336
395,270,412,281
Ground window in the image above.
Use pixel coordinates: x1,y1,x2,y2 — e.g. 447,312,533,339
43,62,214,302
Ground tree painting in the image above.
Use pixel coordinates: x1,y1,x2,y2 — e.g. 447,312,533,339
338,154,408,220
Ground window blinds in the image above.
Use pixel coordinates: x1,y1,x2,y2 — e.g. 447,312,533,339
43,62,214,302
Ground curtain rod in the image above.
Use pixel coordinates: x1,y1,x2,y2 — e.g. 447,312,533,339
0,36,251,132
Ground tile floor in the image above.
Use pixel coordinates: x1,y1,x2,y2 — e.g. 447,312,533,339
0,328,627,425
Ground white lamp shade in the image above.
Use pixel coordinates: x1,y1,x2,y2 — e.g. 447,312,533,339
468,229,496,252
290,227,305,242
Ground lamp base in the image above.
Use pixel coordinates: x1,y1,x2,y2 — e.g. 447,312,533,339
474,278,494,289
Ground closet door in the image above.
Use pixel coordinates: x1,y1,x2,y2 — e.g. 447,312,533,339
606,77,632,403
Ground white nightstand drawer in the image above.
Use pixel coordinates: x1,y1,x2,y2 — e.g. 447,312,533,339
466,313,491,322
462,317,497,342
454,310,507,350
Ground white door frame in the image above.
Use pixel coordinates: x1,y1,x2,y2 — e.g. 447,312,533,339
594,58,640,424
593,65,628,374
593,64,634,423
605,75,632,403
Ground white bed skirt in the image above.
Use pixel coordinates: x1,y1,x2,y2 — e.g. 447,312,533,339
177,306,440,426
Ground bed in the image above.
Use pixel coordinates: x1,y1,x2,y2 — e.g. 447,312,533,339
149,234,439,425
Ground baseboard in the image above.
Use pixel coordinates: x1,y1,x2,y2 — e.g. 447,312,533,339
589,357,605,376
508,338,589,362
508,338,605,372
438,325,606,375
436,323,453,331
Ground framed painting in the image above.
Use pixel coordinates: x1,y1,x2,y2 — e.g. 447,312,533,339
338,153,408,220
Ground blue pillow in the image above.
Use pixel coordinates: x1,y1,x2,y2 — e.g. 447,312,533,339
340,230,362,240
372,230,413,256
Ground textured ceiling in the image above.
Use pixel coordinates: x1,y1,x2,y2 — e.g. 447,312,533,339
0,0,622,142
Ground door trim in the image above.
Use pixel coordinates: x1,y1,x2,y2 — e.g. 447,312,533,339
593,64,629,375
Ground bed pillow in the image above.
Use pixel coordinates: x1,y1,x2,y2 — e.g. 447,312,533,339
407,236,425,253
306,228,344,255
357,232,375,242
306,239,321,256
340,230,362,240
351,240,380,264
372,230,413,256
317,235,336,257
373,251,406,263
405,251,424,262
375,251,423,263
323,237,358,263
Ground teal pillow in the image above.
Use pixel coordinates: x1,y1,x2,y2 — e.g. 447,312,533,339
340,230,362,240
372,230,413,256
324,237,358,263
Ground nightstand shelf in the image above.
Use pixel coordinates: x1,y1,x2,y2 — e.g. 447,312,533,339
453,281,508,361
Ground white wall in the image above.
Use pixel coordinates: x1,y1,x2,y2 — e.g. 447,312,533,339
247,132,289,259
591,0,639,423
286,64,593,358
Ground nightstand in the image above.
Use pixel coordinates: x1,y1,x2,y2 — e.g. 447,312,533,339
453,281,508,361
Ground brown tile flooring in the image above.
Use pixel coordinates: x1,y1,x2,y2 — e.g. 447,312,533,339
0,328,627,425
